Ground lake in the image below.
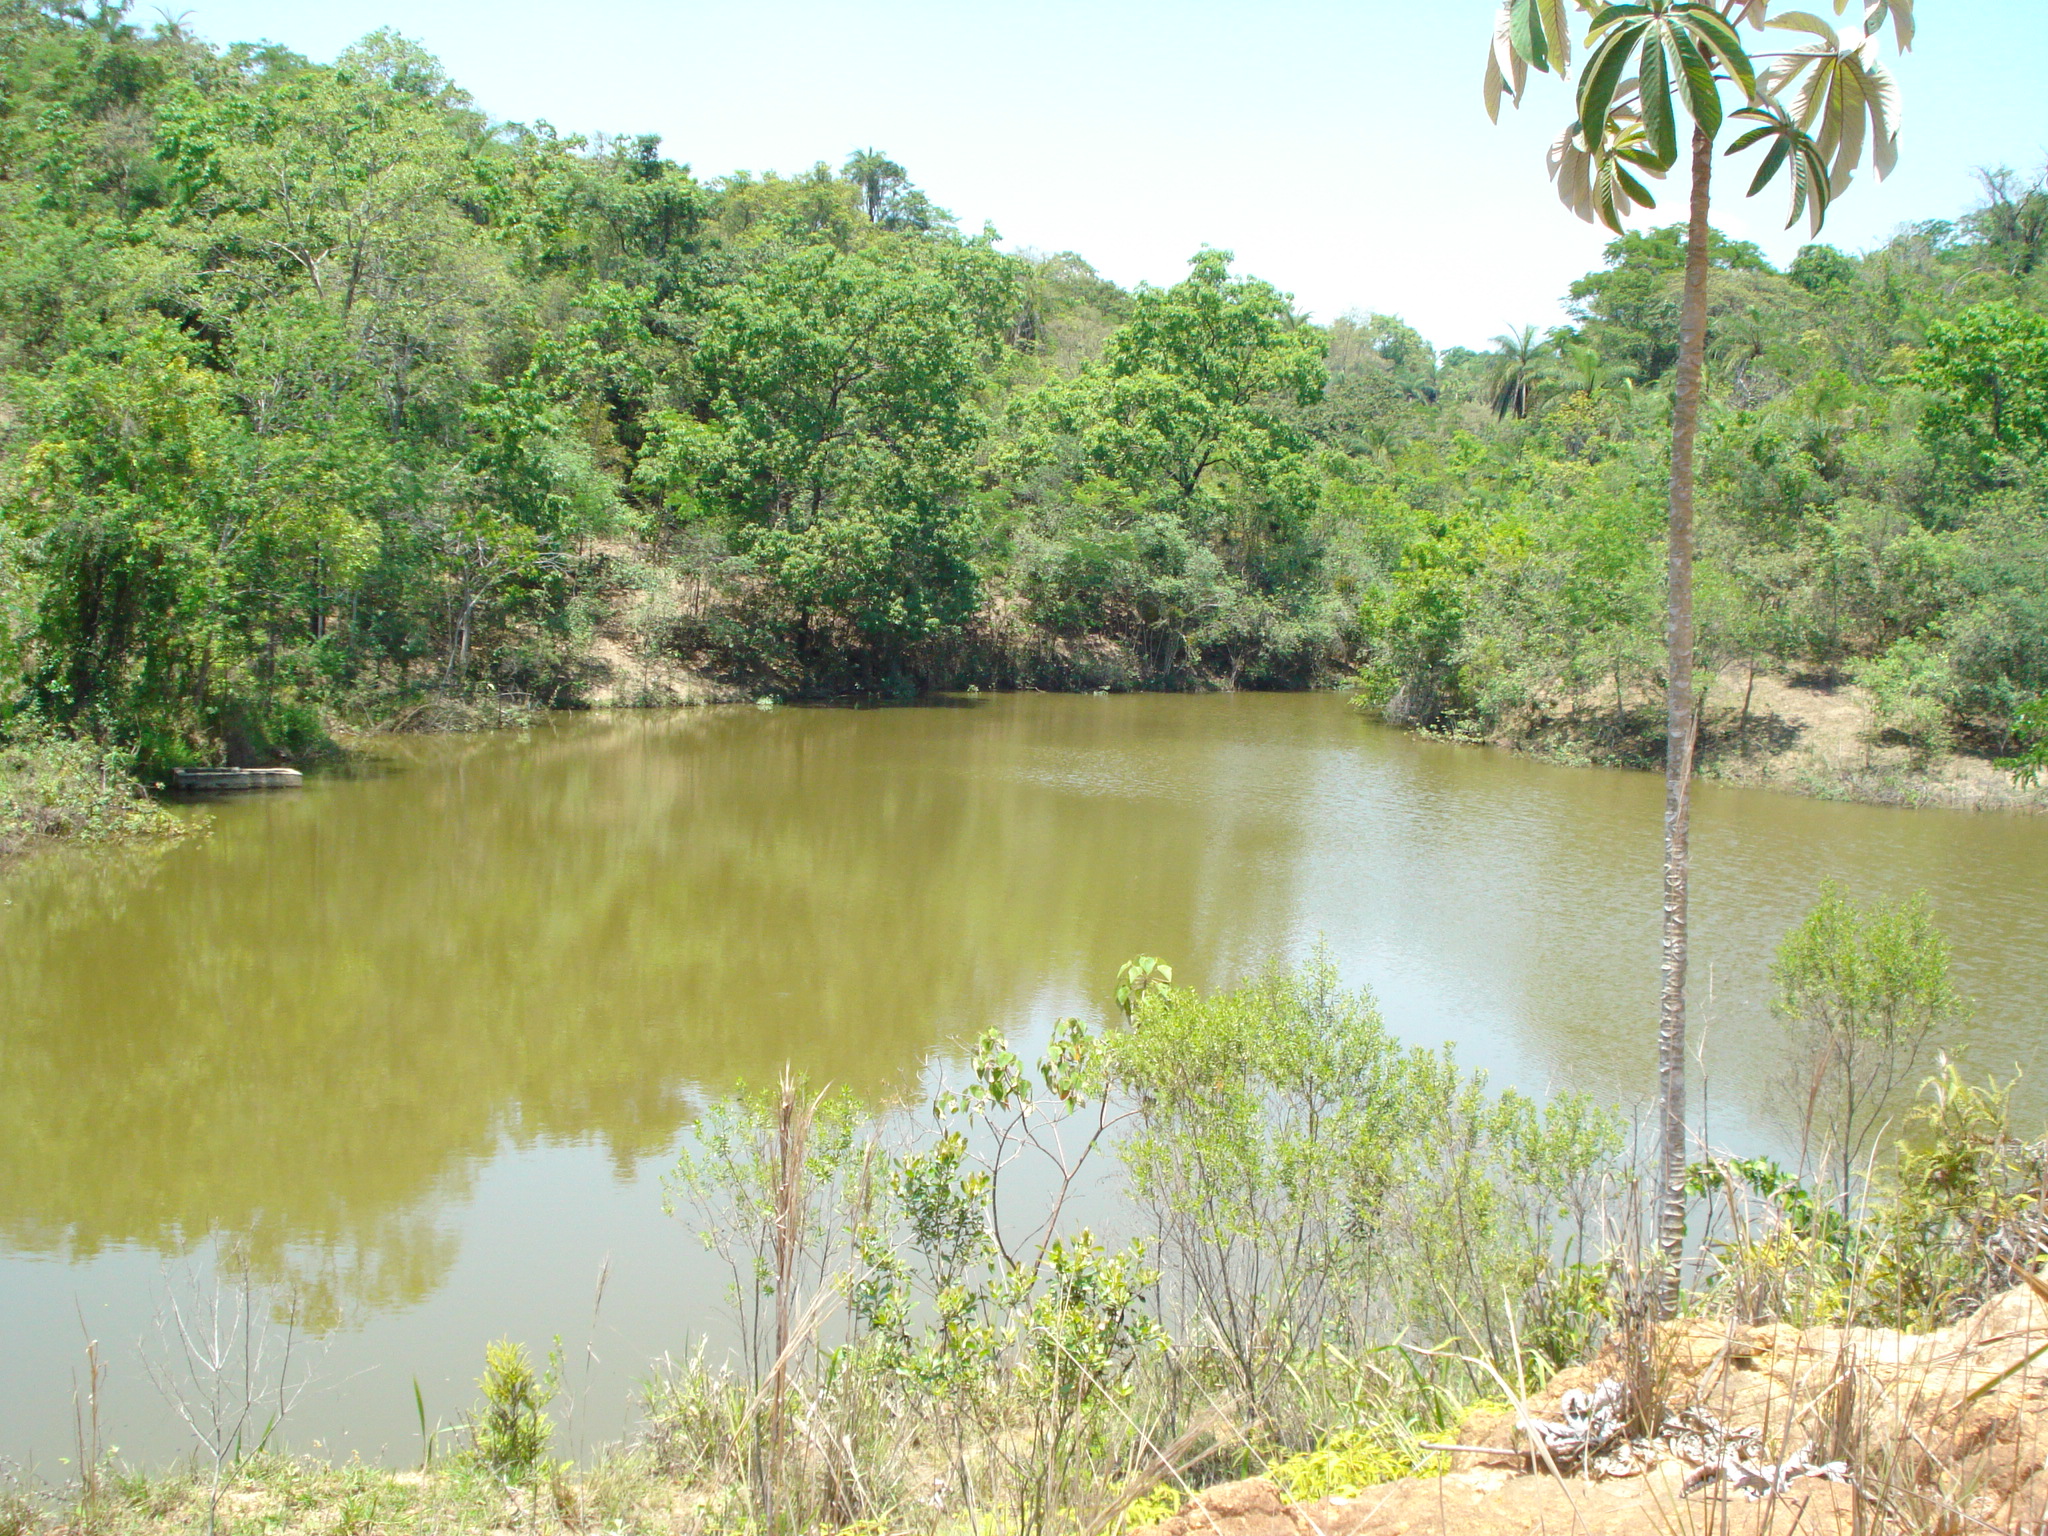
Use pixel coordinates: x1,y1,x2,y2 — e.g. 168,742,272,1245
2,692,2042,1466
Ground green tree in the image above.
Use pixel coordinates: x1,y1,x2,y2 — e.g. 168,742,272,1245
441,364,621,680
1485,325,1549,419
1552,338,1628,397
1356,507,1525,726
1968,165,2048,279
1567,223,1776,382
638,241,1013,671
154,49,477,323
1915,301,2048,472
1485,0,1912,1310
1998,697,2048,788
1772,883,1966,1212
10,328,246,760
1788,241,1856,293
1008,251,1332,683
841,146,906,222
1062,249,1325,507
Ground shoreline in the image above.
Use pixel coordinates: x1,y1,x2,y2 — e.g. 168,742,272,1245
1403,671,2048,815
11,670,2035,870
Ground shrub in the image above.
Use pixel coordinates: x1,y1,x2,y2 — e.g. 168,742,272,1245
1772,883,1967,1208
0,721,181,856
1690,1062,2046,1330
1267,1429,1445,1500
1109,953,1623,1420
1868,1060,2048,1325
470,1339,556,1483
1854,638,1958,764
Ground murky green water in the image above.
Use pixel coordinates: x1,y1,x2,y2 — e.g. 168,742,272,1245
2,693,2043,1464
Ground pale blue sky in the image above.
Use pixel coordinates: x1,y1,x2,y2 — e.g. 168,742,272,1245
177,0,2045,347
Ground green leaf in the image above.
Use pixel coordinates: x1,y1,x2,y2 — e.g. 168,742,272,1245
1511,0,1550,73
1637,29,1678,168
1616,166,1659,207
1768,10,1842,41
1669,28,1722,140
1746,137,1791,196
1730,100,1841,235
1538,0,1573,74
1796,136,1836,232
1576,23,1642,138
1875,0,1916,50
1548,120,1596,221
1679,6,1758,98
1482,1,1529,122
1592,162,1629,234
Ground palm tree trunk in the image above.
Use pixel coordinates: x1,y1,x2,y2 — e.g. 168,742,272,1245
1656,125,1713,1317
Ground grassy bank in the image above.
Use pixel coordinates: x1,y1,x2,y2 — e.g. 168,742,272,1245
0,1412,1464,1536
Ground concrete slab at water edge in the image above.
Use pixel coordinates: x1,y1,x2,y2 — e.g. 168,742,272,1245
168,767,303,791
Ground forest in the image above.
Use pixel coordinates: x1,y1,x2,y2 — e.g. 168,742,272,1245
1,1,2046,798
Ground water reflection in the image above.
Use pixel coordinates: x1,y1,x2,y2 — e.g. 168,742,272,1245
0,699,1317,1324
1,693,2044,1464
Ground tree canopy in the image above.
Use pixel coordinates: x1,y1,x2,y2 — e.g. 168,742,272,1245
0,3,2041,779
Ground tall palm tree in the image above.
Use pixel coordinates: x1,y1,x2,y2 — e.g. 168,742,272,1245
841,147,906,223
1487,325,1548,418
1484,0,1911,1315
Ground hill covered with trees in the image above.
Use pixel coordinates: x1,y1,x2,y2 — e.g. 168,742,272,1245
1,3,2045,807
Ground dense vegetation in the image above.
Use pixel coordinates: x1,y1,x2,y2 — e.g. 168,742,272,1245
0,3,2044,791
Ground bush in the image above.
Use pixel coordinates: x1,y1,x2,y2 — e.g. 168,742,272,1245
1690,1062,2046,1331
1854,638,1957,763
1868,1060,2048,1325
1267,1428,1446,1500
653,958,1635,1531
0,1472,37,1536
0,722,181,856
1772,883,1966,1205
470,1339,556,1483
1109,953,1623,1422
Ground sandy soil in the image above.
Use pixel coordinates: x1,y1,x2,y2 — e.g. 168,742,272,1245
1699,674,2048,812
579,632,750,708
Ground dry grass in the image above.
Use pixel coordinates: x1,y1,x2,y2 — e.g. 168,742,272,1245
12,1259,2042,1536
1139,1274,2048,1535
12,1013,2036,1536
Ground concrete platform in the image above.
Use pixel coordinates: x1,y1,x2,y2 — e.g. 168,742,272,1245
169,767,304,791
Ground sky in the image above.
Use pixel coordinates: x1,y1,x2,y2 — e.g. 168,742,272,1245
173,0,2047,349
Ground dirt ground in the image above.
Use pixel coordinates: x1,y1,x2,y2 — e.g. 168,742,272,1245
1699,674,2048,812
580,633,750,708
1138,1275,2048,1536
